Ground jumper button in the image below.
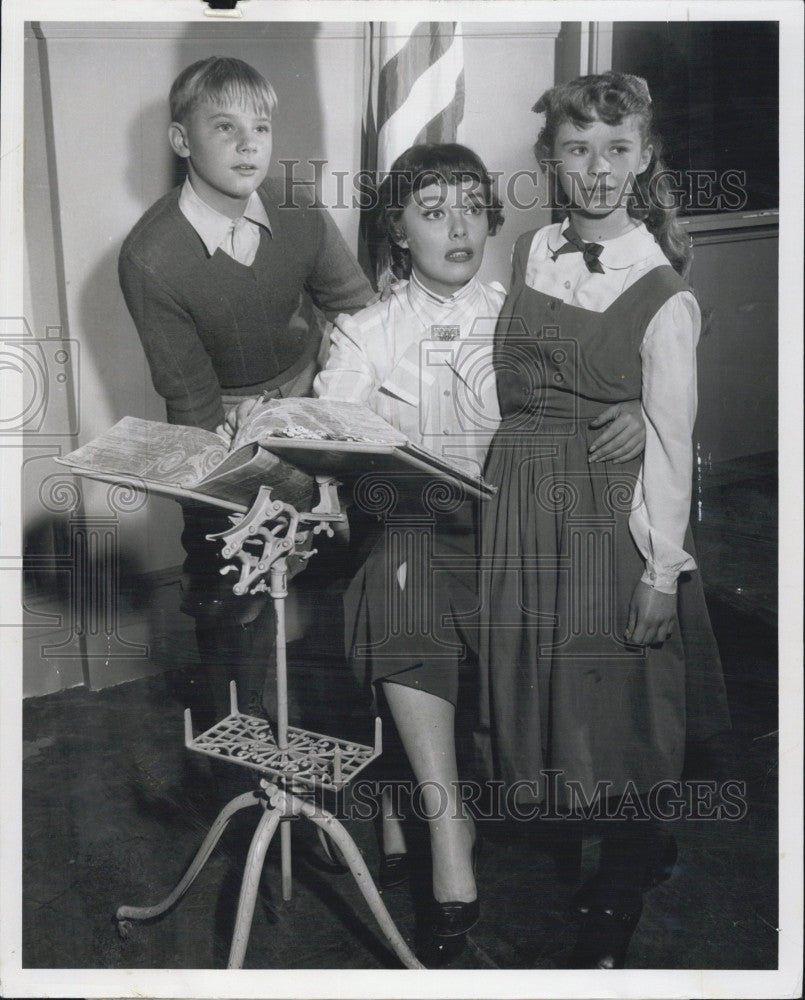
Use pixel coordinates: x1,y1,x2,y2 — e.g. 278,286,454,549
548,300,556,311
554,373,564,384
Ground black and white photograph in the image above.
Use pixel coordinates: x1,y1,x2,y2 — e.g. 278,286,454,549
1,1,802,997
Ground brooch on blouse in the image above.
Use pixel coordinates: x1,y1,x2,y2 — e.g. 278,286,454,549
430,325,460,341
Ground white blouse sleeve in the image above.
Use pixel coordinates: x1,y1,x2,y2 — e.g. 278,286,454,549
629,290,700,594
312,313,377,402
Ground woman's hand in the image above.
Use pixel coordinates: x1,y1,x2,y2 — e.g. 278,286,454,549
215,395,263,445
625,580,677,646
588,399,646,463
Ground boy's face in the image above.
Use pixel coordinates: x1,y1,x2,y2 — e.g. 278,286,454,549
552,115,651,218
397,181,489,299
169,100,273,218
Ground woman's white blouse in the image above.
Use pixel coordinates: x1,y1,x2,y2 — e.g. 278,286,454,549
314,273,506,479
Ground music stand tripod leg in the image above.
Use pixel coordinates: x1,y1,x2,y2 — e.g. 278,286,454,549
272,585,294,902
227,805,282,968
115,790,260,931
288,793,425,970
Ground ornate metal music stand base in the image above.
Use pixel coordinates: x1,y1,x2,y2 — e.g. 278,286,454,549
116,684,421,968
114,484,424,969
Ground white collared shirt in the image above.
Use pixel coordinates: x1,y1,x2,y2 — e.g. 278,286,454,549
524,220,700,593
314,275,506,477
178,178,272,266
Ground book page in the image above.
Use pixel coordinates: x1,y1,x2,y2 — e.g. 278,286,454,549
233,397,408,450
58,416,227,488
196,443,316,510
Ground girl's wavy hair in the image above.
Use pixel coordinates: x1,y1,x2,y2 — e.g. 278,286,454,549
170,56,278,124
373,143,504,286
533,72,692,277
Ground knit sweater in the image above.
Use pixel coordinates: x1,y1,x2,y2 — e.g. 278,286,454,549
119,176,373,431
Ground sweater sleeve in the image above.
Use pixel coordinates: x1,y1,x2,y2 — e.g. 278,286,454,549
119,247,224,431
305,208,374,320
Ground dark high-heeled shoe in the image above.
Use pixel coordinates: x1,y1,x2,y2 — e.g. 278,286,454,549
378,852,409,891
420,895,479,967
417,833,481,967
431,835,481,938
431,897,480,938
569,893,643,969
417,930,470,968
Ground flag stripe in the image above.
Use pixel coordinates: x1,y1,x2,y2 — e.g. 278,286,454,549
378,23,455,128
417,69,465,145
361,21,465,279
377,34,463,174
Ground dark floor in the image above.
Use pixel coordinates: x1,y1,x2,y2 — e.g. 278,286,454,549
21,456,779,971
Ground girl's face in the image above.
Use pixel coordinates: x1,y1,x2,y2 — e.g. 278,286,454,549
396,180,489,298
552,114,651,221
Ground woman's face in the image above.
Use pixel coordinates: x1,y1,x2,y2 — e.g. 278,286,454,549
551,115,651,218
396,180,489,298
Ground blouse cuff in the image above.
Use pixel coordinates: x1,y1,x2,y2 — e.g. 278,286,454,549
640,567,681,595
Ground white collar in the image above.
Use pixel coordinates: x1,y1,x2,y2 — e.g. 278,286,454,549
407,269,480,306
178,178,272,256
547,217,661,271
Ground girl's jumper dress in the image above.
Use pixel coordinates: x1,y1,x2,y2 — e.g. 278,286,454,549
480,222,730,805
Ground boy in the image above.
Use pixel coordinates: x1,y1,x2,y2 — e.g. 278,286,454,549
119,57,373,722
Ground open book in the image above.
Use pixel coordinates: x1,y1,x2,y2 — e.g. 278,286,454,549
56,415,317,511
57,399,494,513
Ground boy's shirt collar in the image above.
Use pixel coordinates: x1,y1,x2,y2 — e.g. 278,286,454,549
178,178,272,258
547,216,657,270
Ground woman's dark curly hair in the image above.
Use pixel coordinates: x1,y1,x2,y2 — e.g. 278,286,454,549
533,72,692,277
373,143,504,284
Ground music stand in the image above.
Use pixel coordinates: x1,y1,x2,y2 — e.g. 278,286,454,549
115,482,424,969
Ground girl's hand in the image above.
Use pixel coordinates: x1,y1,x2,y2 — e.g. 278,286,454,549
215,395,263,445
587,399,646,463
625,580,677,646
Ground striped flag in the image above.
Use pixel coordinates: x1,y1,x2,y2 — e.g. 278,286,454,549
360,22,465,277
363,22,465,176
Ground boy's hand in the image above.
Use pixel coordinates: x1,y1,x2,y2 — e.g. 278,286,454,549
216,396,263,444
587,400,645,463
625,580,677,646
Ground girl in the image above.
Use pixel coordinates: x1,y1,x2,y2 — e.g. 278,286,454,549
480,72,730,968
219,142,646,965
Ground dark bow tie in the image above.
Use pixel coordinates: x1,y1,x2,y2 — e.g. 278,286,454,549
550,225,605,274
